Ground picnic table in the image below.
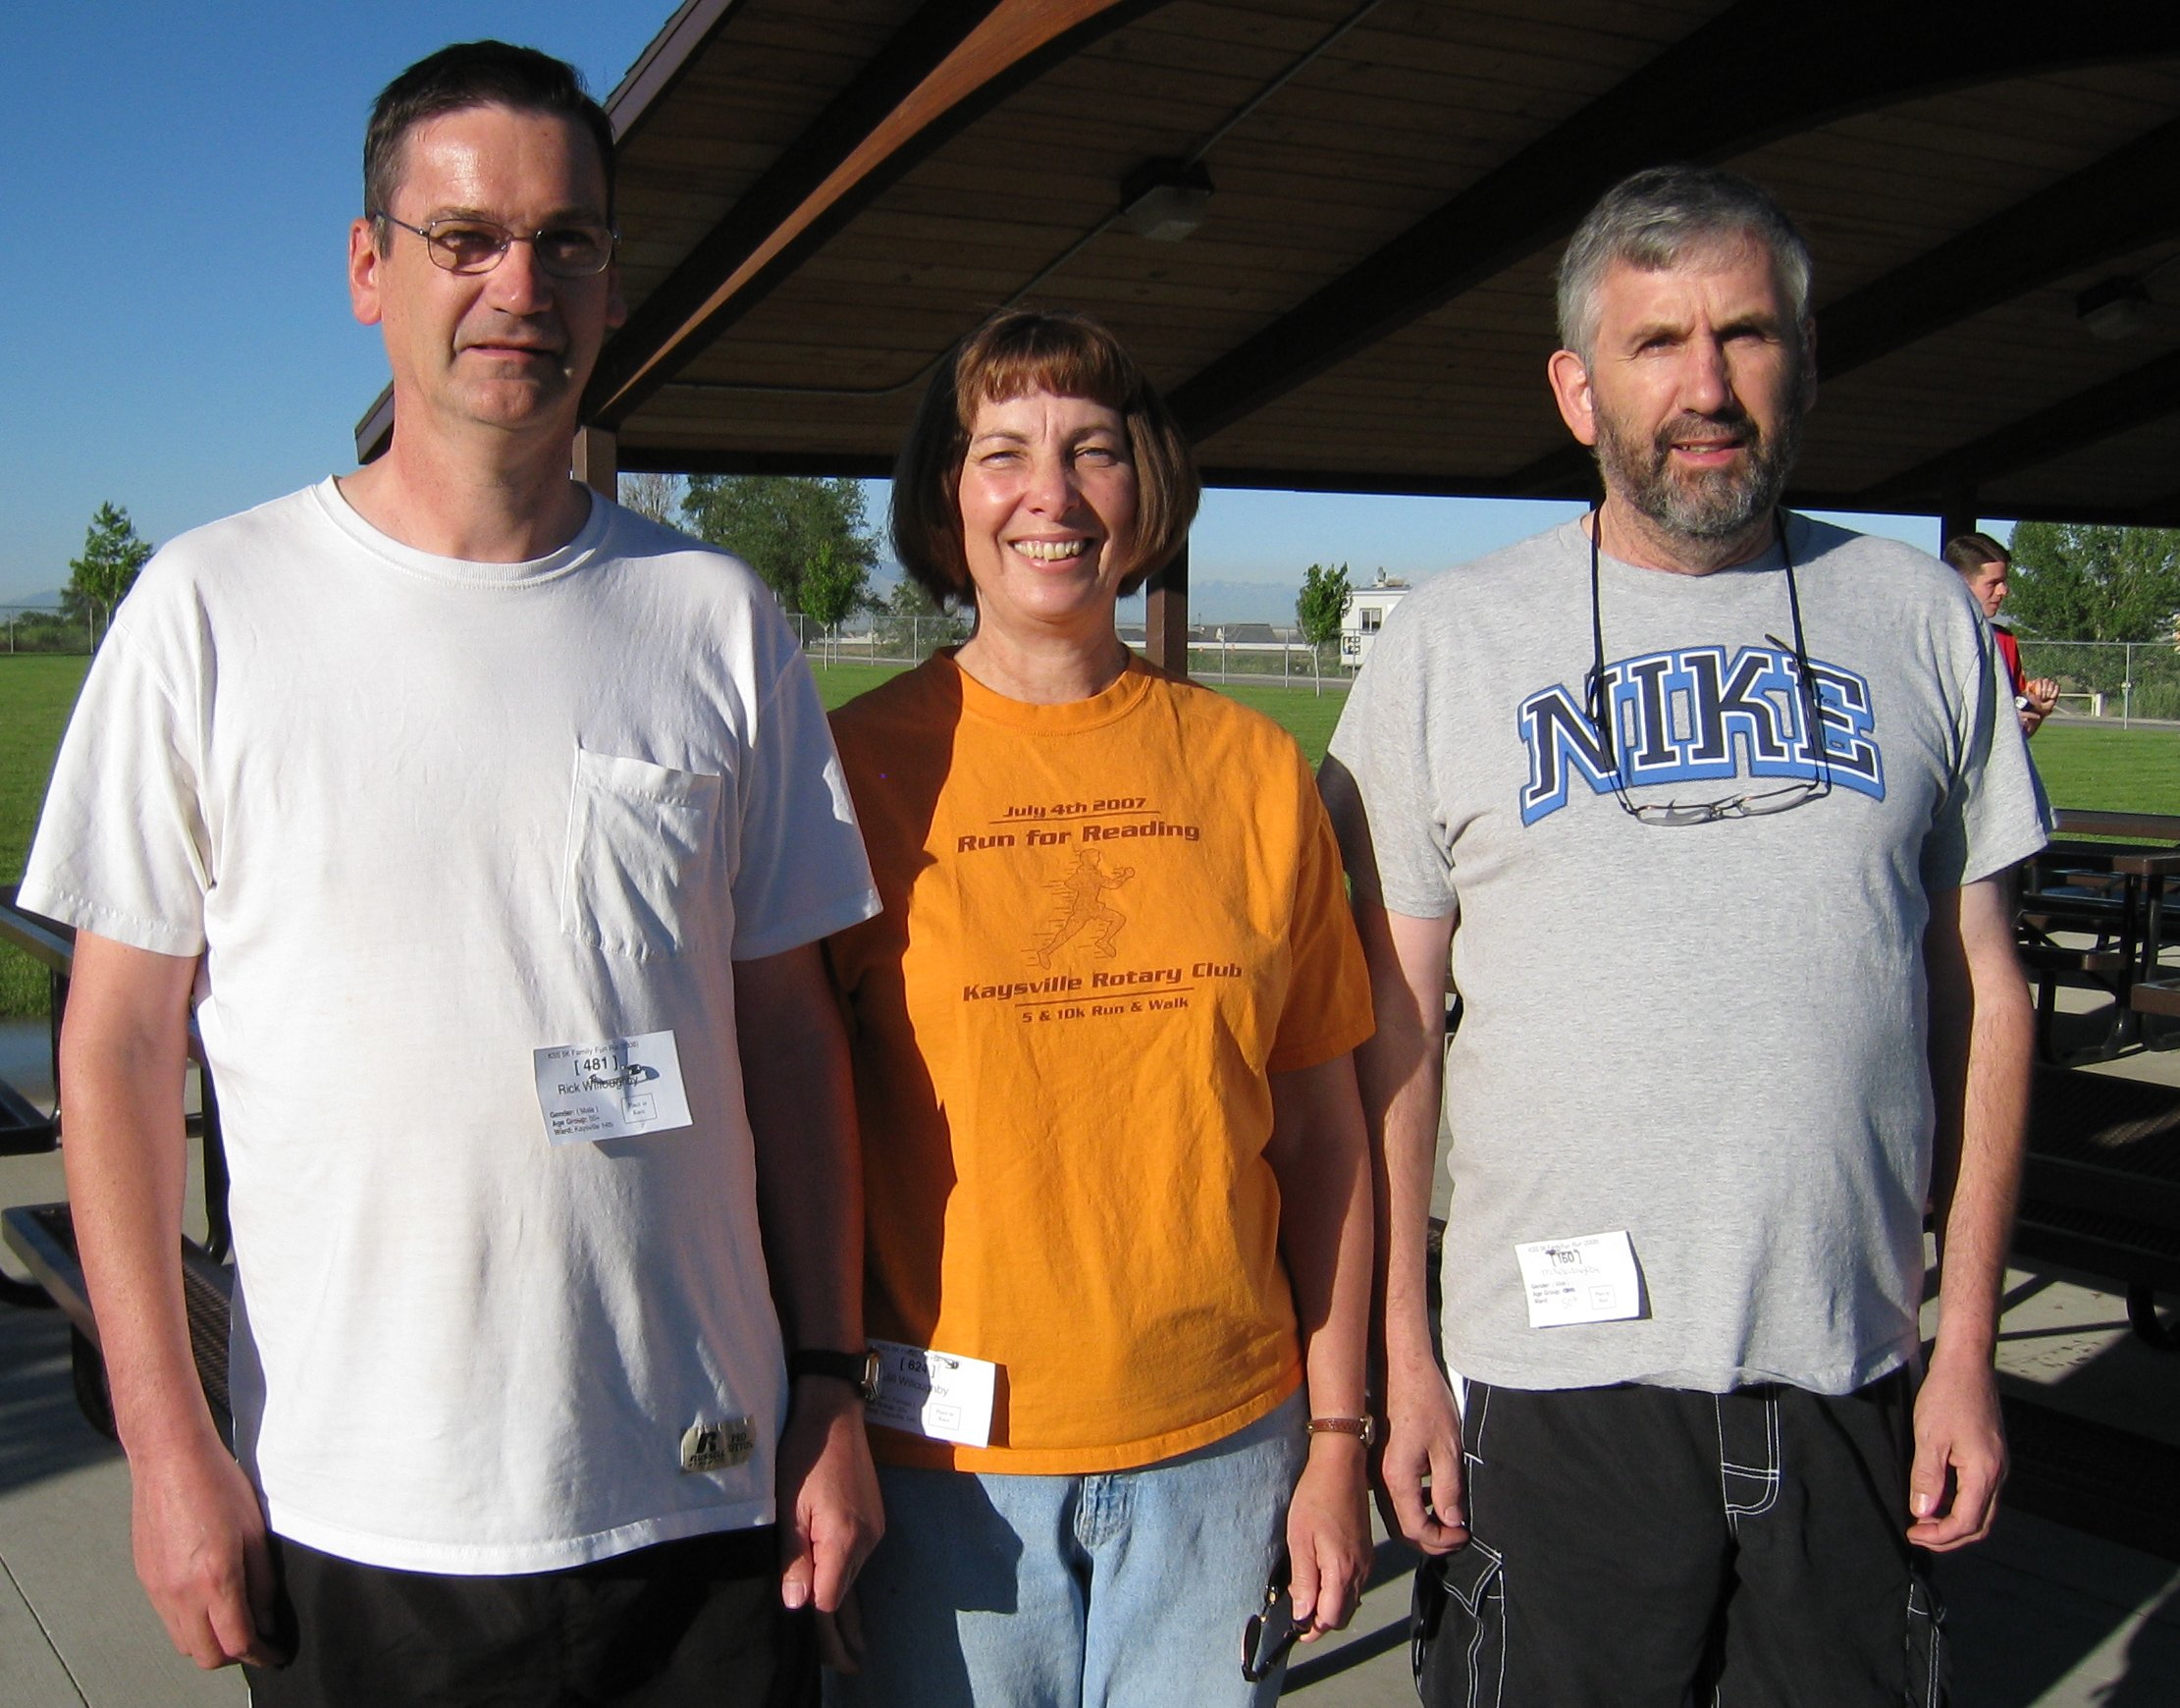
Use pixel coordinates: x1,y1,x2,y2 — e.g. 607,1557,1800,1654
2018,811,2180,1064
0,884,69,1156
2017,1065,2180,1350
0,884,234,1437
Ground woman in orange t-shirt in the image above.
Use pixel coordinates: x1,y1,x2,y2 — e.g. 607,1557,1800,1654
823,309,1376,1706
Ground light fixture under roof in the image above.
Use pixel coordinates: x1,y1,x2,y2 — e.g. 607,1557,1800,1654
1121,159,1214,241
2077,275,2152,341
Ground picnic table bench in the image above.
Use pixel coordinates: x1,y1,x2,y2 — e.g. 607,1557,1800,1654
2018,811,2180,1063
2050,809,2180,844
0,883,67,1157
2018,1063,2180,1350
0,885,233,1438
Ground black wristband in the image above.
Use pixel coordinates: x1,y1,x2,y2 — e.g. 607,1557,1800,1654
789,1348,881,1402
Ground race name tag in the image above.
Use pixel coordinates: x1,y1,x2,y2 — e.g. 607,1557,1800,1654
1515,1230,1643,1328
867,1339,997,1448
533,1030,693,1144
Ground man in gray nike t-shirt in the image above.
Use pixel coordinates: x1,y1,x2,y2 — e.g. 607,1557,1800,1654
1322,167,2044,1707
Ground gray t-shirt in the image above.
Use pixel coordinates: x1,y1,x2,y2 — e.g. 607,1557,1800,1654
1322,514,2046,1395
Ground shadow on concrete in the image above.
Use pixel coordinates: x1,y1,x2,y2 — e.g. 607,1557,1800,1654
2103,1578,2180,1707
1944,1516,2180,1708
0,1295,118,1494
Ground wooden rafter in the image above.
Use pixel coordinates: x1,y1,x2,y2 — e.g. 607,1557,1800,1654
1167,0,2180,445
346,3,2180,527
584,0,1159,430
1858,349,2180,508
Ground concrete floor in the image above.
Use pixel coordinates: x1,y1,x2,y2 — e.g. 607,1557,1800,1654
3,1016,2177,1706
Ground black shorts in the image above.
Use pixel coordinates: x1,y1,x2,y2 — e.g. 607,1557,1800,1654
1411,1373,1947,1708
245,1525,816,1708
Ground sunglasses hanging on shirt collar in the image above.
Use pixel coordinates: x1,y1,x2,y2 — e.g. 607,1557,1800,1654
1581,507,1834,826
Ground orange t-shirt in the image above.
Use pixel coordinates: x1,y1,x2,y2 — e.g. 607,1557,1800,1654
826,654,1372,1473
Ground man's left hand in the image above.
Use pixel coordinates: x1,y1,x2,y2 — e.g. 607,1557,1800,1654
776,1381,883,1628
1906,1354,2007,1550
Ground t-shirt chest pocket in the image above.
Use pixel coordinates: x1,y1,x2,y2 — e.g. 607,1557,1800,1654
561,748,725,958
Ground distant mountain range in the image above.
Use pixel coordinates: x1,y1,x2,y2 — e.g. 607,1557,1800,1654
0,587,65,612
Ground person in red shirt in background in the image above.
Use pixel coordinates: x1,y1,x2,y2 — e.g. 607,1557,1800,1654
1945,531,2062,735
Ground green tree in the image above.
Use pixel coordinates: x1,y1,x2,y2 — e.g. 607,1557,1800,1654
879,575,970,659
2004,522,2180,643
799,538,880,663
679,475,877,614
63,502,155,643
1295,561,1353,694
617,471,685,526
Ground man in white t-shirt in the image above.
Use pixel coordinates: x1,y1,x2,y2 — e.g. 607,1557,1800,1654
23,41,882,1707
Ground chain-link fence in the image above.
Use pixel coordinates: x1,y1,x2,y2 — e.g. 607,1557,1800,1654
1169,639,1347,686
2016,639,2180,726
4,604,1362,682
785,613,968,667
786,614,1352,688
0,607,90,655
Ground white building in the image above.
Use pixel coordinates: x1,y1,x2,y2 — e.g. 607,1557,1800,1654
1340,572,1411,670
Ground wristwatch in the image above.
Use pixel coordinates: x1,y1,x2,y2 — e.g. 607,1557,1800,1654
789,1348,883,1403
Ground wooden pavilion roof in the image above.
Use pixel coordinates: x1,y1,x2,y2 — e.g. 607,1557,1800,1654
358,0,2180,528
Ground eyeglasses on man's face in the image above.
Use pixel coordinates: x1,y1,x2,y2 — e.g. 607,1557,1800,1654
370,210,618,279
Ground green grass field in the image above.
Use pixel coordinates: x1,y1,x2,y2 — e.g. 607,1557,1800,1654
2023,721,2180,816
1,656,91,1017
806,661,906,710
807,660,1352,762
6,653,2178,1017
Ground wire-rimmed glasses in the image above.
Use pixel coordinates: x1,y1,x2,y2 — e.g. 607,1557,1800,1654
369,210,618,278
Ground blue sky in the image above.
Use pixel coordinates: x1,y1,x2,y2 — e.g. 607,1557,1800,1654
2,4,1974,613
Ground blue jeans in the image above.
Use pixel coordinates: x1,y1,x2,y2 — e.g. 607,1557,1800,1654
829,1389,1307,1708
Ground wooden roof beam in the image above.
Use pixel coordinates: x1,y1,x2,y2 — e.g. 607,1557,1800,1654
1856,349,2180,510
1816,120,2180,380
1779,489,2180,526
583,0,1156,431
617,447,897,478
1166,0,2180,446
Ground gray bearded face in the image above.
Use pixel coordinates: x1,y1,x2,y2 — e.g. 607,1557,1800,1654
1593,364,1807,543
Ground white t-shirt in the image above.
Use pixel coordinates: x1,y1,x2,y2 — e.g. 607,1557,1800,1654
23,480,879,1573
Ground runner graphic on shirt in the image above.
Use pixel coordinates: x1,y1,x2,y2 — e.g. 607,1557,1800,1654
1033,849,1135,965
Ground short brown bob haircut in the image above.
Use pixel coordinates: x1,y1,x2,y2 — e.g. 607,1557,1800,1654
891,308,1199,608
